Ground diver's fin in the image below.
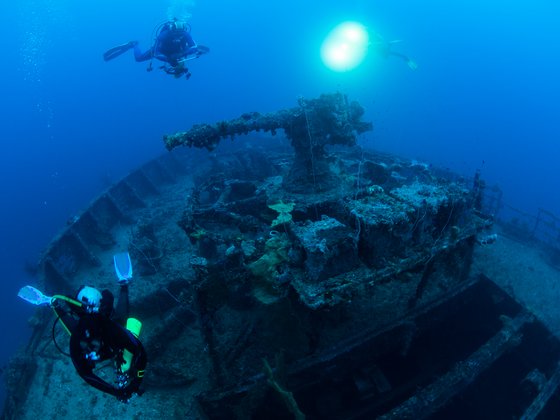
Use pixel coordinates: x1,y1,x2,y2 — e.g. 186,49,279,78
114,252,133,283
18,286,52,306
407,59,418,70
103,42,136,62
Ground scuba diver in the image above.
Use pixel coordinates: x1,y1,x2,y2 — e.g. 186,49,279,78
103,19,209,79
371,33,418,70
18,252,146,403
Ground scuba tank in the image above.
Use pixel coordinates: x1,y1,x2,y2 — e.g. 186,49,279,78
122,317,142,372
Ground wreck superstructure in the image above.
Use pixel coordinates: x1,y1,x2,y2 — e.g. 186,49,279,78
4,94,560,419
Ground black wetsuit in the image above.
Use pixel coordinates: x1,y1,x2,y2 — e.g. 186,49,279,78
133,25,197,65
52,286,147,401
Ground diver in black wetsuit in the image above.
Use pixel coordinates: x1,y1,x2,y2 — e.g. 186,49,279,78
133,20,198,64
51,283,147,402
103,19,209,79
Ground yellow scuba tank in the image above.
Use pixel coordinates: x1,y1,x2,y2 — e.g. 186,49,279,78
122,318,142,373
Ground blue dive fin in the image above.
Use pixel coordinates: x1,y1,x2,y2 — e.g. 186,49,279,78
18,286,52,306
103,42,135,62
114,252,133,281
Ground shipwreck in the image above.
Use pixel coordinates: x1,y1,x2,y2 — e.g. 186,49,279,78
4,93,560,419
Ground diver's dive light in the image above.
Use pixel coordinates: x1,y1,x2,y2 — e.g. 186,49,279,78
321,21,369,72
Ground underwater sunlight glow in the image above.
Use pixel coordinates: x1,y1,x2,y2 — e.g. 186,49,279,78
321,21,369,72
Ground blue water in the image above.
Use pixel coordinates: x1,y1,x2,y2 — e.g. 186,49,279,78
1,0,559,410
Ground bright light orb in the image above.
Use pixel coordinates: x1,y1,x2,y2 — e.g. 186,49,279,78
321,21,369,72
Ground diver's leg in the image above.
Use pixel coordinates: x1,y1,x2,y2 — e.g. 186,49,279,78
114,285,129,326
134,45,154,62
389,52,408,62
389,52,418,70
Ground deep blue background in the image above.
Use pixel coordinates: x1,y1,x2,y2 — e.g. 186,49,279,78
1,0,559,408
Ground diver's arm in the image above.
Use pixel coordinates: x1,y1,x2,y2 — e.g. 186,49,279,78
184,31,196,48
182,31,200,57
51,298,79,334
70,333,126,399
77,366,122,397
123,339,148,395
77,366,135,402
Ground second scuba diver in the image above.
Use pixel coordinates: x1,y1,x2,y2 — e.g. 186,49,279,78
371,33,418,70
